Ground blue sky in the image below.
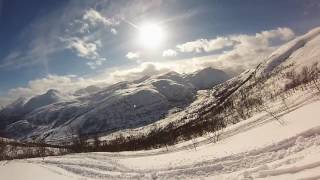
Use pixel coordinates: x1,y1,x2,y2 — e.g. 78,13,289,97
1,0,320,105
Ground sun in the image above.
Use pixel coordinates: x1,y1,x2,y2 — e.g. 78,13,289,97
138,22,166,49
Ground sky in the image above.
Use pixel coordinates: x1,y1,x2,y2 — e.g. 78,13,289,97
1,0,320,106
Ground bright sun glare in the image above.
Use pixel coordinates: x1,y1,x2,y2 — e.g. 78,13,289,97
138,23,165,49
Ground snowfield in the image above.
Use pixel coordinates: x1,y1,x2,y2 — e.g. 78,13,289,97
1,93,320,180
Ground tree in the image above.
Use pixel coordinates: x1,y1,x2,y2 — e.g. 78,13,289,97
68,127,89,153
92,134,101,151
36,139,47,159
310,62,320,93
280,93,290,111
0,139,6,160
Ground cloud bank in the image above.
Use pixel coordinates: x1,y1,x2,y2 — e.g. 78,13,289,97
176,27,295,54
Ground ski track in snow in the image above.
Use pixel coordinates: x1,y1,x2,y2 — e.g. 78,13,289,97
5,97,317,180
25,123,320,180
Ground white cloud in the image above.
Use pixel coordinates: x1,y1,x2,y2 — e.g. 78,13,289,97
110,28,117,35
108,62,170,82
10,75,96,95
83,9,119,27
87,58,106,69
61,37,106,69
126,52,140,60
58,9,121,69
76,9,119,36
67,38,99,58
162,49,178,57
259,27,295,41
166,27,296,73
78,22,90,33
176,27,295,54
177,37,235,53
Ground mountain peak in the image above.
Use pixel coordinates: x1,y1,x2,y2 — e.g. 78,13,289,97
46,89,60,95
23,89,62,112
187,67,230,90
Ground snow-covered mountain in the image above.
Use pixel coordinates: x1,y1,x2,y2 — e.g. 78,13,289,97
2,26,320,142
0,67,230,141
257,27,320,75
74,85,102,96
186,67,230,90
23,89,64,112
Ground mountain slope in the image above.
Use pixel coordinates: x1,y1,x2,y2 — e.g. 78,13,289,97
0,67,230,141
23,89,64,112
186,67,230,90
258,27,320,75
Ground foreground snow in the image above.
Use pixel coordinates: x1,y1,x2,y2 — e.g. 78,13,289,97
1,94,320,179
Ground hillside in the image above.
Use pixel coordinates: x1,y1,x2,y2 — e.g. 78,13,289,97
0,67,230,141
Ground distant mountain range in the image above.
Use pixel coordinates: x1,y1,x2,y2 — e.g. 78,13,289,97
0,67,230,141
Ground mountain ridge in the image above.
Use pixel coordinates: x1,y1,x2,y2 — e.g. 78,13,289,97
0,67,230,141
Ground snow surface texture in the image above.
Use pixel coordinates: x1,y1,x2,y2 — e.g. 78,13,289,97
1,92,320,180
0,67,229,141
